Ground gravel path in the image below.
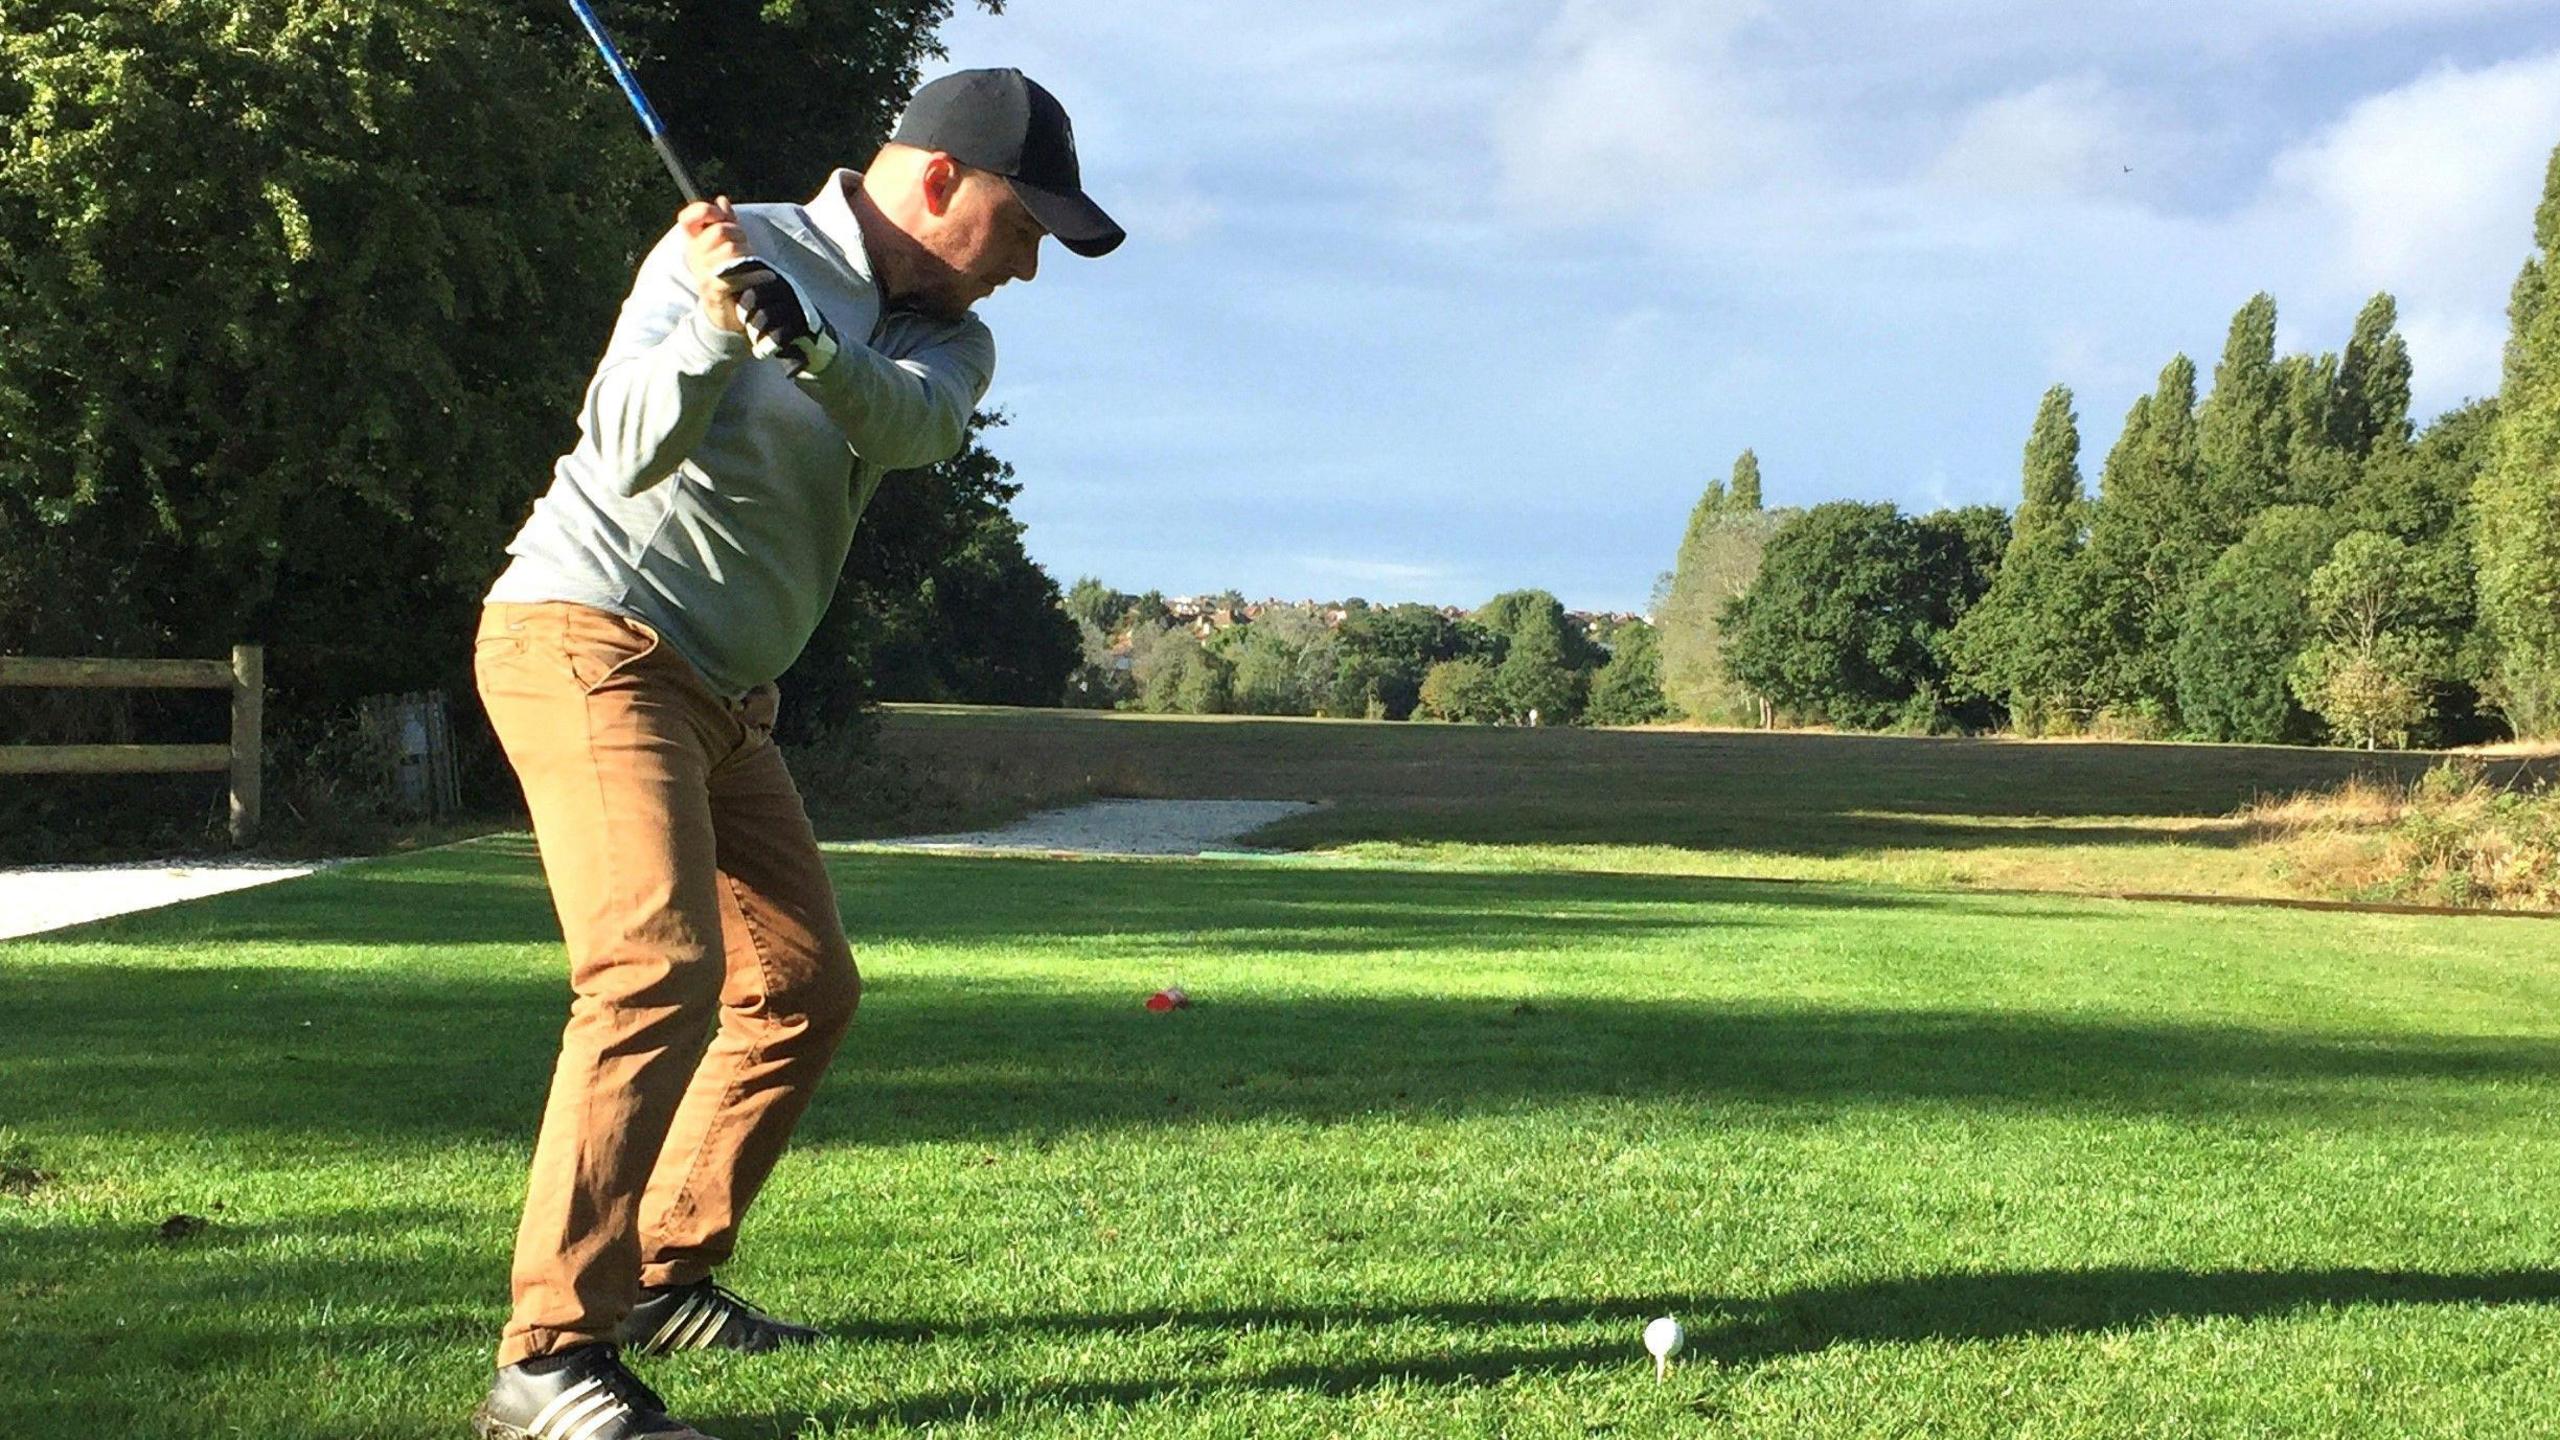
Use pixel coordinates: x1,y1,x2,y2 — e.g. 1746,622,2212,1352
0,859,339,941
872,798,1320,856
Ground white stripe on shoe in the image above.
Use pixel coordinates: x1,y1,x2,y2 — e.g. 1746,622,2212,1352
672,1296,728,1351
527,1378,607,1437
562,1397,627,1440
644,1294,706,1355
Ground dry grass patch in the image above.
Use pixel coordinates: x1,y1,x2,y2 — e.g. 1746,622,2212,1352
2246,762,2560,910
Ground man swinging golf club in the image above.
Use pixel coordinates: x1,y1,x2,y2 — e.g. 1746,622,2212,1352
469,69,1122,1440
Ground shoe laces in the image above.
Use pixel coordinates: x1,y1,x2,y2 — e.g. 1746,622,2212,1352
587,1347,669,1417
702,1281,772,1325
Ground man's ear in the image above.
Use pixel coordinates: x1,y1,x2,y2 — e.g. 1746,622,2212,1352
920,154,961,218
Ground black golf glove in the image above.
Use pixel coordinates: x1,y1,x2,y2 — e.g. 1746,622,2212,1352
717,257,842,378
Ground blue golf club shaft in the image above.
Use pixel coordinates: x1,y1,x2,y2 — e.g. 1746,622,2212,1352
563,0,704,202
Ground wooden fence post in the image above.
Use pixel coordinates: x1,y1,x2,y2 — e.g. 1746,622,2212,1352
230,644,263,845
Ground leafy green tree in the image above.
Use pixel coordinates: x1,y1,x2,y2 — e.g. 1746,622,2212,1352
1416,658,1505,723
2348,398,2496,543
0,0,652,713
1584,619,1677,725
1064,576,1134,635
1722,502,1984,731
1329,603,1475,720
2198,293,2288,536
2292,532,2456,749
1496,617,1580,724
2169,507,2340,744
869,512,1078,707
1222,604,1335,716
1129,625,1230,715
1950,386,2098,732
1474,589,1604,674
2476,140,2560,735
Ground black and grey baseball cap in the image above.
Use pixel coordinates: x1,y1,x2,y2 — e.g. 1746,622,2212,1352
893,68,1124,258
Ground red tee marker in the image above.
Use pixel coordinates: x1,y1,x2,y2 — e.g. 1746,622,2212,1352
1145,986,1191,1012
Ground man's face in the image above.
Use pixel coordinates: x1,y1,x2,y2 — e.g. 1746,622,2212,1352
908,164,1047,317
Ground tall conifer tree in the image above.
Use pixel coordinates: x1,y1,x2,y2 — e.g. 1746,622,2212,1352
1950,385,2091,730
2334,292,2414,458
2476,141,2560,735
2084,356,2205,717
1731,449,1763,510
2198,293,2287,541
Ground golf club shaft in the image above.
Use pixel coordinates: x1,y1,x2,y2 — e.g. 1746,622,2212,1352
563,0,704,203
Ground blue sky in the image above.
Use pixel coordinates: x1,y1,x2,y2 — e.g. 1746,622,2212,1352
932,1,2560,615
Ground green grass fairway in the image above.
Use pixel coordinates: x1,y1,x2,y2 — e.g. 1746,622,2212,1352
873,705,2560,902
9,834,2560,1437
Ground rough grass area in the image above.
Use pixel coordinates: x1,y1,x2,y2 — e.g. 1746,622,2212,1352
2245,761,2560,909
869,706,2559,906
8,839,2560,1437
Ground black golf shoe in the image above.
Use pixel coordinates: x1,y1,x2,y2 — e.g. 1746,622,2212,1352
623,1278,823,1356
470,1344,716,1440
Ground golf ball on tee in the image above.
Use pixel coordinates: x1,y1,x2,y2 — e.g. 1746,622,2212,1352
1645,1315,1684,1359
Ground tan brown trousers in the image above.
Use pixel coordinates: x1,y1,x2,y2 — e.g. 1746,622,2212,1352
474,601,858,1366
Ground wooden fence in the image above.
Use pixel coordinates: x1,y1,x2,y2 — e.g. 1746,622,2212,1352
0,646,265,844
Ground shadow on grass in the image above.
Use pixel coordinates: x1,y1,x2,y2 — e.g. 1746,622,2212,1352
7,953,2553,1151
13,1194,2553,1438
727,1266,2560,1432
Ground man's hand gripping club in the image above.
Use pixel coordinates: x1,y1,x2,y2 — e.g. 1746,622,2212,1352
681,199,843,378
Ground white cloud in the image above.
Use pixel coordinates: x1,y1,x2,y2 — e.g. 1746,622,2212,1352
2258,49,2560,405
1927,74,2149,198
1493,0,1799,218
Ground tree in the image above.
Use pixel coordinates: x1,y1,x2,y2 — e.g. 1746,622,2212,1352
1064,576,1133,634
1129,625,1230,715
1730,449,1763,510
1330,603,1476,720
2084,355,2206,719
1222,604,1336,716
1416,659,1505,723
2476,140,2560,736
2332,292,2415,461
1950,385,2098,732
0,0,655,716
562,0,998,214
1585,620,1677,726
1656,456,1785,724
867,511,1079,707
2275,351,2354,510
782,413,1070,732
2197,292,2288,537
2292,532,2455,749
1062,617,1132,709
1722,502,1980,731
2169,507,2340,744
1496,617,1580,724
1474,589,1604,674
